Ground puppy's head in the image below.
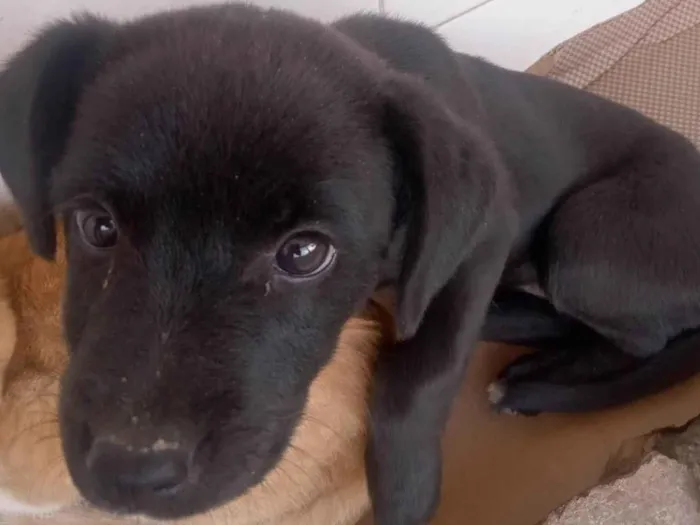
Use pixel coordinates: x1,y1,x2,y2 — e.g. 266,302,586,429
0,3,495,519
0,228,385,524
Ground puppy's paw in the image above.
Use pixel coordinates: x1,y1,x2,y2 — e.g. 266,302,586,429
489,344,643,415
487,381,538,417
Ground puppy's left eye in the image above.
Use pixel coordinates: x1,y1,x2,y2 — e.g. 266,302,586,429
275,232,336,277
76,209,119,249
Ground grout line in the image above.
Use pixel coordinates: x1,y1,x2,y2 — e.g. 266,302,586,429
432,0,498,29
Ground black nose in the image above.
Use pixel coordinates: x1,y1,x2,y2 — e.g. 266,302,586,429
86,434,192,493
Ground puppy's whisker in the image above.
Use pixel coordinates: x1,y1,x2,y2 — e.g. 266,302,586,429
35,457,69,488
30,434,62,447
276,454,320,491
285,442,324,469
298,413,345,442
204,508,221,525
277,463,321,498
9,418,59,435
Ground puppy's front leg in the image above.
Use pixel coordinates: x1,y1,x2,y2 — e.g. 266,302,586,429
367,237,510,525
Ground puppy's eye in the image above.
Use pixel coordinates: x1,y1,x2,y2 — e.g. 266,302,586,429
275,232,336,277
76,209,119,249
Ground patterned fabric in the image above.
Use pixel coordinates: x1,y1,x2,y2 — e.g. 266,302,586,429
530,0,700,147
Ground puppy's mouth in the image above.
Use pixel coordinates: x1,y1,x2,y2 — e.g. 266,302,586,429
60,406,299,519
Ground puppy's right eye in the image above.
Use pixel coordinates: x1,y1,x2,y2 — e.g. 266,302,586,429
275,232,336,278
76,209,119,249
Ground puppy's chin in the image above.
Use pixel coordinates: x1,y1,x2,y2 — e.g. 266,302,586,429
21,308,382,525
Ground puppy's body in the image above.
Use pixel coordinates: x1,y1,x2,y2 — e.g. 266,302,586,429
340,16,700,329
2,5,700,525
338,14,700,524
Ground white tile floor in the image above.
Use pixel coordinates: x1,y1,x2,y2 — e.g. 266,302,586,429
0,0,644,71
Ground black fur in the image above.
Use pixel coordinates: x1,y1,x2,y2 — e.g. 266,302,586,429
2,5,700,525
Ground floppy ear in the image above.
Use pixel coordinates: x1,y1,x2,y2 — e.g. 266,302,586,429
0,16,113,259
382,74,510,340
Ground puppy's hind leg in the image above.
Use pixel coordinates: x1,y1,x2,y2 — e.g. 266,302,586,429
493,328,700,415
482,287,600,347
497,136,700,411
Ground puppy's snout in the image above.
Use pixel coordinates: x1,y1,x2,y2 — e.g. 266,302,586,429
86,430,194,494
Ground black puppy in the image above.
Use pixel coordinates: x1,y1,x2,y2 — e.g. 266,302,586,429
2,5,700,525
